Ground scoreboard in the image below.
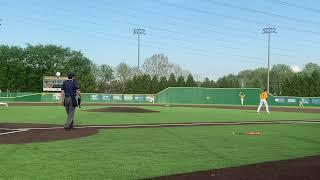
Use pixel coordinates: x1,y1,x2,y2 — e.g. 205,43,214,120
43,76,68,92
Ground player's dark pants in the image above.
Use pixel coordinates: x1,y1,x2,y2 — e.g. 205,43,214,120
64,96,76,126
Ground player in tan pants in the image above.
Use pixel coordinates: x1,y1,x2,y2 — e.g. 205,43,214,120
239,92,245,107
257,90,270,113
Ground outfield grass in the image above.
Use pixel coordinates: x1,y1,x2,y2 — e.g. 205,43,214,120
0,106,319,179
0,124,319,179
0,106,319,125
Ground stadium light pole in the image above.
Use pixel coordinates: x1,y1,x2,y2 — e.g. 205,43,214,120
0,19,7,96
133,28,146,69
262,27,276,94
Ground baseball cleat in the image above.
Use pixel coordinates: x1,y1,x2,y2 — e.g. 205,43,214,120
64,124,70,130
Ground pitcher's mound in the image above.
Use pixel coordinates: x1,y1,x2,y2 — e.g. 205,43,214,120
86,107,160,113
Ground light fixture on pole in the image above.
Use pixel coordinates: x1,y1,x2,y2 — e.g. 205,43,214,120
133,28,146,69
262,27,276,93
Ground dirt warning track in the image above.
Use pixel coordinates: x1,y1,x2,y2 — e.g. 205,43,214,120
151,155,320,180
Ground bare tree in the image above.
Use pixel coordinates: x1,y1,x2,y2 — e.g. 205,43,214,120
171,64,191,79
96,64,114,93
131,66,143,77
116,63,132,84
142,54,173,77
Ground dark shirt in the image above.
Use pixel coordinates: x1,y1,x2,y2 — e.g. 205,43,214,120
61,80,79,97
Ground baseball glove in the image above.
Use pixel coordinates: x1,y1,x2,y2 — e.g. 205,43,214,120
77,97,82,107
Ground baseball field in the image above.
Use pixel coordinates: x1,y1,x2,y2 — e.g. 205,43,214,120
0,104,320,180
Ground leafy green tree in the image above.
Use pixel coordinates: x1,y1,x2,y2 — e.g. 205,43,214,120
158,76,168,91
0,45,26,91
216,74,240,88
303,63,320,76
168,73,177,87
238,70,254,88
140,74,152,94
201,77,211,87
281,78,292,96
249,68,267,89
310,70,320,96
125,75,138,94
22,44,97,92
282,73,311,97
210,80,217,88
176,76,185,87
185,74,197,87
270,64,294,95
150,75,159,94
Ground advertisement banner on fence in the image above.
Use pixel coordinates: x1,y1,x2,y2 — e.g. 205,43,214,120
124,95,133,101
287,98,296,103
53,93,61,100
274,98,285,103
113,95,122,101
102,95,112,101
311,98,320,105
301,98,309,104
91,94,99,101
134,95,145,102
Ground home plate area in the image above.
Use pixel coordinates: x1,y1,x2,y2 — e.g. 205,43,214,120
0,124,98,144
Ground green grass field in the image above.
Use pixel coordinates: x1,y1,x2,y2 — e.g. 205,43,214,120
0,105,319,179
0,106,319,125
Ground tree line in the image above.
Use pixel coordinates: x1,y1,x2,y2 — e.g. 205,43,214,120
0,44,96,92
205,63,320,97
124,73,197,94
0,44,192,93
1,44,319,97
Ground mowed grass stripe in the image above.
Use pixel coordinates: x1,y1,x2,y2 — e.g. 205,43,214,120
0,106,319,125
0,124,319,179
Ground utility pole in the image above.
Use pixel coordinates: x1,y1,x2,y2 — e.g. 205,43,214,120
262,27,276,94
133,28,145,69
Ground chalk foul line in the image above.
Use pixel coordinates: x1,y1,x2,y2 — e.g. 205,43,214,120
0,129,29,136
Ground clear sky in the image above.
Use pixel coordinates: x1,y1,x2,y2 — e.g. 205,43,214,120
1,0,320,80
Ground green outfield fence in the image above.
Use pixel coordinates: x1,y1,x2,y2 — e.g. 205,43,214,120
0,92,35,97
0,92,154,104
156,87,260,105
272,96,320,107
156,87,320,107
0,87,319,106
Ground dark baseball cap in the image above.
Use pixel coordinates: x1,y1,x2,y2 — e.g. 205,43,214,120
67,72,75,79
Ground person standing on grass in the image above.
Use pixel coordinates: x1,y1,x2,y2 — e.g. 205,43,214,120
239,92,246,107
299,99,304,107
61,73,81,131
257,89,270,114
